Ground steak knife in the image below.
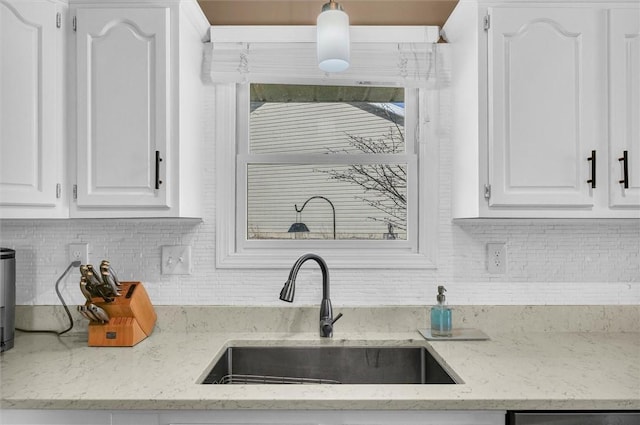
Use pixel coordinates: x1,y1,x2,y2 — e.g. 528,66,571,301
86,265,115,302
79,276,93,302
100,260,121,287
100,262,121,296
78,305,99,322
77,305,93,321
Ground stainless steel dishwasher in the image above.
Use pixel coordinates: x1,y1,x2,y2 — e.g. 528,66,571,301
508,411,640,424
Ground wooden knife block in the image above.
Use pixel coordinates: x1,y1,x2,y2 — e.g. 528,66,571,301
87,281,156,347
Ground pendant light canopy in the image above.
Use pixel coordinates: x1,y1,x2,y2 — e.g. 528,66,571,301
316,0,350,73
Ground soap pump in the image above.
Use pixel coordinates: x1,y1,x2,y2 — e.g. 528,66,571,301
430,285,452,337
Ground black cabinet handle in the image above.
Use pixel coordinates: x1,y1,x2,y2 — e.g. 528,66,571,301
619,150,629,189
155,151,163,190
587,150,596,188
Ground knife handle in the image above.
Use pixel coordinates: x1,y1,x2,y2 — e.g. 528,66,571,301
89,304,110,323
155,151,163,190
79,305,99,322
79,277,93,302
77,305,92,321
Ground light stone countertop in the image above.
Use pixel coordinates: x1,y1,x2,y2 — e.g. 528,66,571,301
1,306,639,411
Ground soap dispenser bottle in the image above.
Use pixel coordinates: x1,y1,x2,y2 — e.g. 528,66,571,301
430,285,452,337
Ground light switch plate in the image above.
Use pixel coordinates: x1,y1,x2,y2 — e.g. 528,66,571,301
161,245,192,275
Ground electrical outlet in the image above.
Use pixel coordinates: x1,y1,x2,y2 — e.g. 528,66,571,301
486,242,506,274
161,245,192,275
68,243,89,264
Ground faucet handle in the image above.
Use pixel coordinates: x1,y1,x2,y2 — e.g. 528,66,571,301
320,312,343,338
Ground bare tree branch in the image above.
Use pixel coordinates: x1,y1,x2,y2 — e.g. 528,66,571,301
319,107,408,231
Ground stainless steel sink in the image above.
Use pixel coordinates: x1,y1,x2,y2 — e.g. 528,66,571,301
201,346,459,385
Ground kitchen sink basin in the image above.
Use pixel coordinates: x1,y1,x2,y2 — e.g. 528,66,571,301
201,346,459,385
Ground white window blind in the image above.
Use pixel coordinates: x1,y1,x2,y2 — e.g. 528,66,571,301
203,26,444,88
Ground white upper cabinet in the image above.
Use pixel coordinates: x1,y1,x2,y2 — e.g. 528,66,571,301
0,0,208,219
0,0,67,218
488,8,601,208
74,7,170,210
445,1,640,218
70,1,208,218
608,9,640,208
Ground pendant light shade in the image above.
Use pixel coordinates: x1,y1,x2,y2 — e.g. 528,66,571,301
317,0,350,73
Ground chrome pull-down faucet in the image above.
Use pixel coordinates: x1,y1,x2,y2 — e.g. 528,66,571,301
279,253,342,338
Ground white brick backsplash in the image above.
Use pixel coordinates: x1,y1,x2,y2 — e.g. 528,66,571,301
1,85,638,306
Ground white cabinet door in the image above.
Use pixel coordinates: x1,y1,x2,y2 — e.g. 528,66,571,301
0,409,111,424
112,409,505,425
609,9,640,208
0,0,63,211
4,409,505,425
75,7,170,209
487,7,602,208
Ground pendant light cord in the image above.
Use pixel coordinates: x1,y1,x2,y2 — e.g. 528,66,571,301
16,260,81,336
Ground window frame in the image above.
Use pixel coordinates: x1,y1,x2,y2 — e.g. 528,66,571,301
239,83,416,247
214,43,439,270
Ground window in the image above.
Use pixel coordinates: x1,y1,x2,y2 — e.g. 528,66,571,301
212,27,439,269
245,84,410,241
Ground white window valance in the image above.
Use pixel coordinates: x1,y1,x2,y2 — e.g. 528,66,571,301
203,26,446,88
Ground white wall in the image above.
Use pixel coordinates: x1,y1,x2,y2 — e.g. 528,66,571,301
1,85,638,306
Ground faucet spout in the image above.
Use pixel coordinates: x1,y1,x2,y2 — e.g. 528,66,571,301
279,279,295,303
279,253,341,337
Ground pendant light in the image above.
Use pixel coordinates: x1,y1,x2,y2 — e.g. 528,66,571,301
316,0,350,73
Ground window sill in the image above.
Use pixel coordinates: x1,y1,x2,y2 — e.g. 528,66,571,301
216,246,436,269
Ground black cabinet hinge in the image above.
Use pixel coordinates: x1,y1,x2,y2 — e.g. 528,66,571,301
56,12,61,28
484,184,491,200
